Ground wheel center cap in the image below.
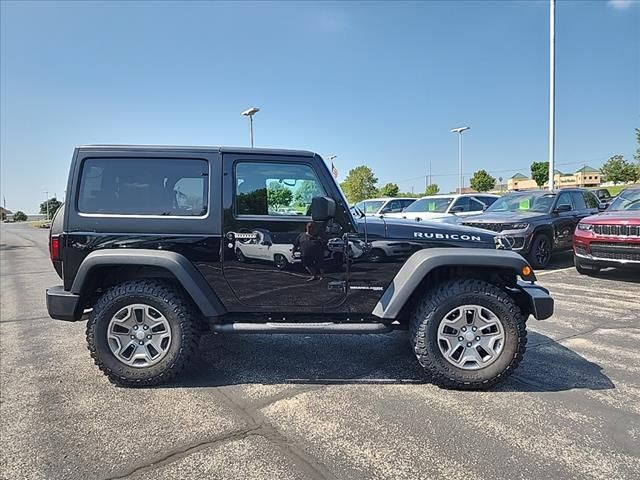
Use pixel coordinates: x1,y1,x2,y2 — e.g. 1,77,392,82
135,330,146,340
465,331,475,342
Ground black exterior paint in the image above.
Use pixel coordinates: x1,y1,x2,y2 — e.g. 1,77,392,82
50,145,530,321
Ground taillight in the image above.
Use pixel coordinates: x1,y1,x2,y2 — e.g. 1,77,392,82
50,235,60,262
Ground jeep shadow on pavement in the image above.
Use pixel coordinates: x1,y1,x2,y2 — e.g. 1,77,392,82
46,145,553,390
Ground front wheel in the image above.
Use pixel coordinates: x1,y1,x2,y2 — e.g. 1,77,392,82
86,280,200,387
527,234,552,269
410,279,527,390
274,254,288,270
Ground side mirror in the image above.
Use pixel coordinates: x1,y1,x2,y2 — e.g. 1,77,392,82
261,240,272,246
311,196,336,221
450,206,464,213
555,204,572,213
598,203,607,212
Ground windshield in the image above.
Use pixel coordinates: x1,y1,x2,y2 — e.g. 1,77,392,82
487,192,556,213
354,200,385,214
607,189,640,211
404,197,454,213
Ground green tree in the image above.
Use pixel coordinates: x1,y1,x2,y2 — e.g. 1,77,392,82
425,184,439,196
379,182,399,197
293,180,322,207
530,162,549,188
601,155,637,185
267,182,293,211
13,211,27,221
39,197,62,219
340,165,378,203
469,169,496,192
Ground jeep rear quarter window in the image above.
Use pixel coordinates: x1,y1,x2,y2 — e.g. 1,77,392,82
77,158,208,216
235,162,326,216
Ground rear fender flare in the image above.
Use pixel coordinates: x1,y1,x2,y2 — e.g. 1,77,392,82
71,249,226,317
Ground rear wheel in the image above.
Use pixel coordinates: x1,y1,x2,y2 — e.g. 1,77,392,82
410,279,527,390
86,280,200,387
527,234,552,269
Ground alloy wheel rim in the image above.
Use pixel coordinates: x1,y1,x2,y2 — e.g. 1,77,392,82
107,304,172,368
536,239,550,264
437,304,505,370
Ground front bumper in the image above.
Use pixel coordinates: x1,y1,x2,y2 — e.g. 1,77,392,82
46,285,83,321
515,281,554,320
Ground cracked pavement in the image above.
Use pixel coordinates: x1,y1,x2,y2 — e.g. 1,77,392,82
1,223,639,479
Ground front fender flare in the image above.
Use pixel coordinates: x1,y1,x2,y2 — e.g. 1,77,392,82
371,248,535,319
71,249,226,318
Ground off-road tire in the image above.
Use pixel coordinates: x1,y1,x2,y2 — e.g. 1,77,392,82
575,256,600,276
410,279,527,390
86,280,200,387
527,234,552,269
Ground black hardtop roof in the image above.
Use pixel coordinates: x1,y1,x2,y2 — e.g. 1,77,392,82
76,144,316,157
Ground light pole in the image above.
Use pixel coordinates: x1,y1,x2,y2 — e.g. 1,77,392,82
44,191,49,220
241,107,260,148
450,126,470,193
548,0,556,191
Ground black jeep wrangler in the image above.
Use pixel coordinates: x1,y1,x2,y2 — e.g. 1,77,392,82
46,145,553,389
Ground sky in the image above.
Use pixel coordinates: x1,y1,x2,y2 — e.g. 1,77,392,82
1,0,638,212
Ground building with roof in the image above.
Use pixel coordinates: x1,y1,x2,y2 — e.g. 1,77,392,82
506,166,601,191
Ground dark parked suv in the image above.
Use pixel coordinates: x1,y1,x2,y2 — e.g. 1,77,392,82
46,145,552,390
462,189,601,268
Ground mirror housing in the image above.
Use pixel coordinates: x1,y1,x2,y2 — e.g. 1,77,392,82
598,203,607,212
311,196,336,221
450,206,464,213
555,204,572,213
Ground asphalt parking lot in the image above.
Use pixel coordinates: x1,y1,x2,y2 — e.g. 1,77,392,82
1,222,639,480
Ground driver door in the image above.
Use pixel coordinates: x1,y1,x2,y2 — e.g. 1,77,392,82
221,154,348,310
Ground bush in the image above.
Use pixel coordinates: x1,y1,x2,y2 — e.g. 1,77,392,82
13,211,28,221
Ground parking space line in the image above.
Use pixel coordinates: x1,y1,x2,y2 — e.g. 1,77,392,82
536,267,575,276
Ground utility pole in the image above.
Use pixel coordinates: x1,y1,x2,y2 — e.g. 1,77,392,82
451,126,470,193
548,0,556,191
44,191,49,220
241,107,260,148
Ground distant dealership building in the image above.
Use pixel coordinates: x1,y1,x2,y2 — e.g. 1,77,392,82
507,166,601,191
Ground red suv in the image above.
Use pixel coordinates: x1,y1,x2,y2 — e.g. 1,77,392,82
573,187,640,274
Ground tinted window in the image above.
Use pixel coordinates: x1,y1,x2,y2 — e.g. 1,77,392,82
556,191,573,211
452,197,484,212
382,200,404,213
404,197,454,213
583,192,599,209
78,158,208,216
401,199,416,209
476,196,498,207
235,162,325,216
571,191,587,210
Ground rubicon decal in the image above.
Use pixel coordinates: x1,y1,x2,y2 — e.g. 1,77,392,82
413,232,482,242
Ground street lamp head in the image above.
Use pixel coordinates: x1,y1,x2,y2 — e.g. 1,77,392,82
241,107,260,117
450,126,470,134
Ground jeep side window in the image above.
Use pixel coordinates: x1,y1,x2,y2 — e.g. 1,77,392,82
583,192,599,209
77,158,208,216
235,162,326,216
570,191,587,211
556,191,573,211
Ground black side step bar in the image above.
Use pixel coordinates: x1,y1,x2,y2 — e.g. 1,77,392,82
211,322,393,334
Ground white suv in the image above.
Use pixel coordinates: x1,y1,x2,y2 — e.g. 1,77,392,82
384,193,498,222
352,197,416,216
